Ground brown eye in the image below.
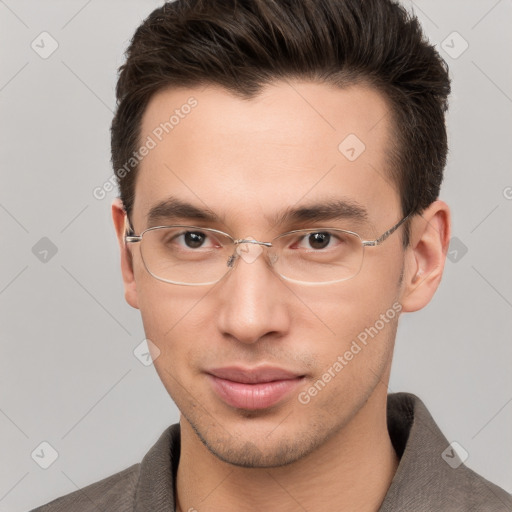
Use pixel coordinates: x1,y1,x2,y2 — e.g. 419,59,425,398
183,231,206,249
307,232,331,250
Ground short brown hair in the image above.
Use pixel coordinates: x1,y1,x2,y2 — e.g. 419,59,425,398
111,0,450,245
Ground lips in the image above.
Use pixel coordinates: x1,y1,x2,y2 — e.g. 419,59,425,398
207,366,305,410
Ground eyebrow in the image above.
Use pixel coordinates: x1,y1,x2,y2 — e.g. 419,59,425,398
146,195,369,230
147,197,221,226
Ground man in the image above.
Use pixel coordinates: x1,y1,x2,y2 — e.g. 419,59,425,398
32,0,512,510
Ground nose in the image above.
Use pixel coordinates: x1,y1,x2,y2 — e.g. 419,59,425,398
215,241,291,345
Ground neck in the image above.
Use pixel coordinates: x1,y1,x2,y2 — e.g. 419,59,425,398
175,387,399,512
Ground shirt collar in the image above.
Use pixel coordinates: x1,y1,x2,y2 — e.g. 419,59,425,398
132,393,509,511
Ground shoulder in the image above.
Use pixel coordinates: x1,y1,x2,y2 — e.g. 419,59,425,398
383,393,512,511
461,465,512,511
29,463,140,512
29,423,181,512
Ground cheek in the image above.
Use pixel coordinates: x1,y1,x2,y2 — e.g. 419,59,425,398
292,264,402,341
137,288,196,400
134,273,217,376
135,275,202,357
300,304,398,416
291,268,401,387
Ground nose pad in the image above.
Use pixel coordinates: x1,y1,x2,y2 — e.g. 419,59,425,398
235,237,264,264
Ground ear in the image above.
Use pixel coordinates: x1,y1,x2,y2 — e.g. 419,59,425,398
400,200,451,312
112,198,139,309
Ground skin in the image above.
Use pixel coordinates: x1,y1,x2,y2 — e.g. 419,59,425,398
112,80,450,512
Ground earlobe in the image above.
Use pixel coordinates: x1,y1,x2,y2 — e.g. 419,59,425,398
400,201,451,313
111,198,139,310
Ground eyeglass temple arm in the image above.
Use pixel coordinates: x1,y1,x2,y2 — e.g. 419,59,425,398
362,212,412,247
123,214,141,243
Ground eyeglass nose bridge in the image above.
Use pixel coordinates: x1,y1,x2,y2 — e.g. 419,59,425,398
227,237,274,268
233,238,273,247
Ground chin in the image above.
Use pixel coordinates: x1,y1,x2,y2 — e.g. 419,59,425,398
187,412,326,468
202,436,315,468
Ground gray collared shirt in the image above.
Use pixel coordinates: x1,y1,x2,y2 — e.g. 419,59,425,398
31,393,512,511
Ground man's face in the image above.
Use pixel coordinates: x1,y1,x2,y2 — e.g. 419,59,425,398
128,81,406,467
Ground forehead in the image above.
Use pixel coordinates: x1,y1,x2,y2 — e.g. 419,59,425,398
133,80,399,232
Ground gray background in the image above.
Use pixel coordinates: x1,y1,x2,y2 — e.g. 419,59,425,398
1,1,511,510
